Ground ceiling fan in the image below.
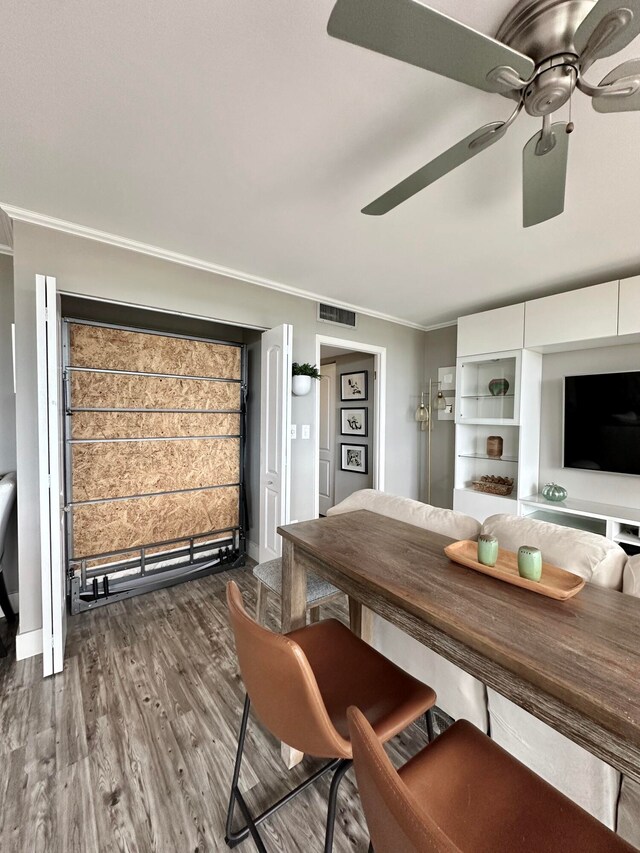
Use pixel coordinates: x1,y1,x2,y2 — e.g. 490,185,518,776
327,0,640,226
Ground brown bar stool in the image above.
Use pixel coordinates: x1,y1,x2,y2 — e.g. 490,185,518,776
224,580,436,852
347,705,637,853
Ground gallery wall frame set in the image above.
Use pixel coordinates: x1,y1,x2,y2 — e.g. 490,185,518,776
340,370,368,401
340,407,368,437
340,443,368,475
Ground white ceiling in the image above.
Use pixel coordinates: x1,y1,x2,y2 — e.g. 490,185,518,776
2,1,640,327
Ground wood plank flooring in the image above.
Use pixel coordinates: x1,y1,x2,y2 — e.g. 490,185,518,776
0,565,428,852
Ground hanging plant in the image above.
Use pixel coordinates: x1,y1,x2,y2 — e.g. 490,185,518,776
292,363,320,396
292,362,321,379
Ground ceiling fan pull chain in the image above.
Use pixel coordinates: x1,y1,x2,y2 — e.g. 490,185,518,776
567,69,575,134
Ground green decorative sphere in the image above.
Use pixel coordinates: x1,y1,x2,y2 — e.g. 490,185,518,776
541,483,568,502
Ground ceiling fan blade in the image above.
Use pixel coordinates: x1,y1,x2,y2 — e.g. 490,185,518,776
523,122,569,228
575,0,640,67
362,121,508,215
327,0,534,94
592,58,640,110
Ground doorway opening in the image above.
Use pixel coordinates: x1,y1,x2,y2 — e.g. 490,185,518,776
315,335,386,518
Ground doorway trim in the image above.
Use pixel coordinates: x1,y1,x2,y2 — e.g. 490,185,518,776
314,335,386,518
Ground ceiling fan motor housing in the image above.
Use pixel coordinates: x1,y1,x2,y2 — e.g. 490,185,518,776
497,0,597,114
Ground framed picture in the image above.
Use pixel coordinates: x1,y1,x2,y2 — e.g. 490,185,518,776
340,443,368,475
340,407,368,437
340,370,368,401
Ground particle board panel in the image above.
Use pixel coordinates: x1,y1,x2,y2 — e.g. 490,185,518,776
71,411,240,440
71,438,240,501
70,371,241,411
71,486,239,559
69,323,242,379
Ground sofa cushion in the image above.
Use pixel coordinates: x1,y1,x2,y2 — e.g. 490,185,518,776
487,688,620,829
327,489,481,541
372,616,488,730
481,513,626,590
623,554,640,597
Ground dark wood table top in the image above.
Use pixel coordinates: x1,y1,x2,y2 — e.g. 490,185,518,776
279,510,640,751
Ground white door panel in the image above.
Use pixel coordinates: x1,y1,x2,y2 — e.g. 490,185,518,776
259,325,292,563
36,275,66,676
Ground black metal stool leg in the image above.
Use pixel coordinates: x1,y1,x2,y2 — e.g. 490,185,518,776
324,758,352,853
225,694,255,847
0,570,16,624
0,632,7,658
225,693,342,850
425,708,435,743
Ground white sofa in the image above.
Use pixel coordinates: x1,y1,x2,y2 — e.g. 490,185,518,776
327,490,640,844
327,490,488,729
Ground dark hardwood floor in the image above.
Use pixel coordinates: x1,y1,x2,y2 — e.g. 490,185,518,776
0,565,427,852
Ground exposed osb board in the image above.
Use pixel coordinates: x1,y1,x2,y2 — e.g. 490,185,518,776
71,411,240,440
71,438,240,501
69,323,242,379
72,486,239,558
70,371,241,411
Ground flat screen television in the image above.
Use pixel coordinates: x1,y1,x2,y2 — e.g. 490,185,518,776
564,371,640,476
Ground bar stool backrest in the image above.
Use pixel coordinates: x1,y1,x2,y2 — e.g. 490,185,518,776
0,473,17,563
347,706,461,853
226,581,351,759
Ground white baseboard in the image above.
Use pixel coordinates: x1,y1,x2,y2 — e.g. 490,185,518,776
246,540,259,562
15,627,43,660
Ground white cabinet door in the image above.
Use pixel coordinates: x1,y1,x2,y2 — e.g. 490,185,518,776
259,324,292,563
618,275,640,336
457,304,524,357
524,281,618,348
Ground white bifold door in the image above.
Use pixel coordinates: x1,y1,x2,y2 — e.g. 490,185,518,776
259,324,292,563
36,275,67,676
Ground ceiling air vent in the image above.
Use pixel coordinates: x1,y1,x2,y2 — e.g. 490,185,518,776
317,303,357,329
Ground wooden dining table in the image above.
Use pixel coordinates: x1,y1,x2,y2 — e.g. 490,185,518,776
278,510,640,783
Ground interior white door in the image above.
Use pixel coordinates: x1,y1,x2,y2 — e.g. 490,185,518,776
259,324,292,563
318,362,336,515
36,275,67,676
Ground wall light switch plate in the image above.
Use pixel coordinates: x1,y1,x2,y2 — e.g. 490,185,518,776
290,425,297,439
301,424,310,440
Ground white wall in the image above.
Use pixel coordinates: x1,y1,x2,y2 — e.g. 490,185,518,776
12,221,425,640
0,253,18,596
540,342,640,508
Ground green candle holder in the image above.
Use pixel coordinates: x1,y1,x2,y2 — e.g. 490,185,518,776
518,545,542,582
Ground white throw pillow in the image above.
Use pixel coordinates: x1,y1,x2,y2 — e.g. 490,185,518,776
481,513,626,589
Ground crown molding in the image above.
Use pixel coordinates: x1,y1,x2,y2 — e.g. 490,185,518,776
1,203,432,332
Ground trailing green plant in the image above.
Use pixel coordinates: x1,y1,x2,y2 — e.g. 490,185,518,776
292,362,321,380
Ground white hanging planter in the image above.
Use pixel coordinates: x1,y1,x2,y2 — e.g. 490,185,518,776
292,375,312,396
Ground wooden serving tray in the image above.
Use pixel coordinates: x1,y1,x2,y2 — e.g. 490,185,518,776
444,540,585,601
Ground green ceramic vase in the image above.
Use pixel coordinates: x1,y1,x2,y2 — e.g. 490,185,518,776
518,545,542,582
477,534,499,567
